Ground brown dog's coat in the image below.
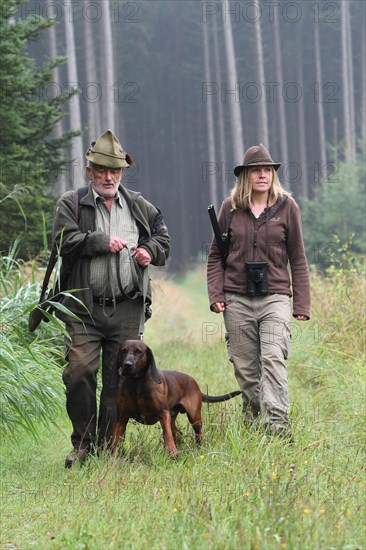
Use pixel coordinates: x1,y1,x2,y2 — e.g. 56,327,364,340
110,340,241,457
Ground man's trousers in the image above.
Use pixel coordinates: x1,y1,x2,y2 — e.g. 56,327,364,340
61,298,143,449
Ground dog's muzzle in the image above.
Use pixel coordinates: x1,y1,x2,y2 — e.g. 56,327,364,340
121,360,134,375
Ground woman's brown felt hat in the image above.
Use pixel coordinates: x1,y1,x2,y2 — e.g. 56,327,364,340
234,144,281,177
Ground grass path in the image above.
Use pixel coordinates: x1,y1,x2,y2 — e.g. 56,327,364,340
1,268,365,549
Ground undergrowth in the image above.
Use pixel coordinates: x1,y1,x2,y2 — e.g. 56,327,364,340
0,250,365,549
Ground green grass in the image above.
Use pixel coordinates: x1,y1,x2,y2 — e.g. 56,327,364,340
1,265,365,550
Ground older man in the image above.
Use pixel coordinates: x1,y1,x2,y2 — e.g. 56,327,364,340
53,130,170,467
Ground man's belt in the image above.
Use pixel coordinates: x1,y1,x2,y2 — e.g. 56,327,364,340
93,295,127,307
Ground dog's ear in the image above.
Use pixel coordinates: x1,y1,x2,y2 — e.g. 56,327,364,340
146,346,162,384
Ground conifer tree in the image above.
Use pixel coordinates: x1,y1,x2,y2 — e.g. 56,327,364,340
0,0,79,258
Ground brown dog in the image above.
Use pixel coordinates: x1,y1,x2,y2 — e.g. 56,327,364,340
110,340,242,457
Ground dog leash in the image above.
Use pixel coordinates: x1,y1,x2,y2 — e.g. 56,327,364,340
138,266,149,340
108,245,149,339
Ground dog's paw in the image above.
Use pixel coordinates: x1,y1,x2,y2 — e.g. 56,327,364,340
167,449,180,460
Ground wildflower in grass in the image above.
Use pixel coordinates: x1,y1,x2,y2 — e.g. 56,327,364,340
272,471,278,480
320,508,326,514
303,508,312,515
200,455,205,460
173,508,178,513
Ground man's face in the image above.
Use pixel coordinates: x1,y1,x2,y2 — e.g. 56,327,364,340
86,164,123,199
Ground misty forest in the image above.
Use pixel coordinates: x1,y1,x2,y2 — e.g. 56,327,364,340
0,0,365,270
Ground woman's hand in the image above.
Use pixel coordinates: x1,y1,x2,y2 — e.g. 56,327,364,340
212,302,225,313
294,315,308,321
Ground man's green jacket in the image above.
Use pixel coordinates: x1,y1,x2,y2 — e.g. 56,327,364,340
53,183,170,316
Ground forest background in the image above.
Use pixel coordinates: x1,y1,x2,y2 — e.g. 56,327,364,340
0,0,365,270
0,2,365,548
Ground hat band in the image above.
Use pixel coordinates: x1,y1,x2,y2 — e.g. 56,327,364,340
90,149,126,160
246,157,274,165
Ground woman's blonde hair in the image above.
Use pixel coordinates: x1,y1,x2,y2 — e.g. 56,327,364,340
230,166,291,210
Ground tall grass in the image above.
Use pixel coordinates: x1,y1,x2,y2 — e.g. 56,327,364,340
0,255,365,549
0,244,67,437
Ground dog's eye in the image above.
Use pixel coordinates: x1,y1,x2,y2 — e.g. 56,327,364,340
137,350,144,356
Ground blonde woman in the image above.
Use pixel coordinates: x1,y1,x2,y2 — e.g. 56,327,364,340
207,144,310,438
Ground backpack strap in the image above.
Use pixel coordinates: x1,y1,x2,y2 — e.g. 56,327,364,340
73,185,89,223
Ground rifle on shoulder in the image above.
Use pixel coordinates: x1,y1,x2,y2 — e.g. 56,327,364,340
28,186,89,332
208,204,227,269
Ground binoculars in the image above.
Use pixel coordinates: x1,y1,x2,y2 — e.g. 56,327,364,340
245,261,268,296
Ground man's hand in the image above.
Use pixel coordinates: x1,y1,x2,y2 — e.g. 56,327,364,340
109,236,127,253
132,247,152,267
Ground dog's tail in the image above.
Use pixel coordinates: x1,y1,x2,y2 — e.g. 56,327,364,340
202,390,242,403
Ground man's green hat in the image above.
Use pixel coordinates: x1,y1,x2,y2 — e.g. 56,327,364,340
85,129,133,169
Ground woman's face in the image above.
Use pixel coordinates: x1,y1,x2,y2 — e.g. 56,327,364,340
248,166,273,194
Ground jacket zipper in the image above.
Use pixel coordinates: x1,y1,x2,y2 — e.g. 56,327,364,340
253,226,258,260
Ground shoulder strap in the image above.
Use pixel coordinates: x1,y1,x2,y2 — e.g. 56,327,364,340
263,196,288,260
266,195,288,223
221,210,235,266
73,185,89,222
222,210,234,242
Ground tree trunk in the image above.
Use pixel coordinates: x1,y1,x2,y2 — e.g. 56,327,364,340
341,1,353,163
101,1,115,132
222,4,244,168
314,21,327,183
48,9,67,195
361,20,366,145
212,22,228,199
254,13,268,146
273,7,289,178
297,56,308,199
202,19,218,207
83,0,101,145
345,2,356,161
64,10,84,188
